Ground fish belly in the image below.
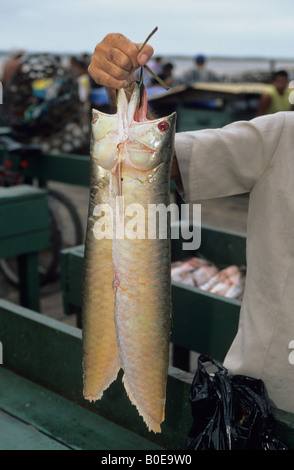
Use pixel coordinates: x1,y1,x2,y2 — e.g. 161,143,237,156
112,178,171,432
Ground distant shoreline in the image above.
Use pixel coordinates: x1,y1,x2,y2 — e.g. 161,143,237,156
1,52,293,82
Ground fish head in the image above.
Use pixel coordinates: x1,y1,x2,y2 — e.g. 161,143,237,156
91,82,176,179
118,83,176,173
91,109,120,171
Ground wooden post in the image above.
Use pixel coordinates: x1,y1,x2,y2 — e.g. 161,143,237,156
17,252,40,312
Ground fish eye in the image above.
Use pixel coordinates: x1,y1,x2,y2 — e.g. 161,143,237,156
158,121,169,132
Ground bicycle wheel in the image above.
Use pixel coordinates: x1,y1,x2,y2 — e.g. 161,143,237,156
0,187,84,286
48,187,84,249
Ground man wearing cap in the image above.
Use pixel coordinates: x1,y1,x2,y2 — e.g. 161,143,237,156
179,54,219,85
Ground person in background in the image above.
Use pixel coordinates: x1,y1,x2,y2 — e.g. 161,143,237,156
152,56,163,76
71,56,92,133
179,54,219,85
150,62,174,88
87,32,294,418
1,49,25,87
256,70,293,116
3,53,90,154
71,56,91,107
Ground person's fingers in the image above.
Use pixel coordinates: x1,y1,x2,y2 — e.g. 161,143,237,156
135,43,154,66
105,33,139,70
88,33,140,88
88,64,128,89
88,33,154,89
108,47,134,72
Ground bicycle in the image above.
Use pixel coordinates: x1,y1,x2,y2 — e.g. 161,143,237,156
0,135,84,286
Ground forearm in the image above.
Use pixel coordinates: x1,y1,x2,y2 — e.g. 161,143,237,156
174,113,285,202
256,94,271,117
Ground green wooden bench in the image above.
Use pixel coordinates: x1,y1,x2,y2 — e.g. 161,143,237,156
176,105,232,132
0,185,50,311
60,224,245,364
0,299,191,450
0,148,91,188
58,223,294,449
1,221,294,449
171,223,245,369
0,298,293,450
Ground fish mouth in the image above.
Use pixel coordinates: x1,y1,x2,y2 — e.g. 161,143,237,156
117,82,148,125
134,85,148,122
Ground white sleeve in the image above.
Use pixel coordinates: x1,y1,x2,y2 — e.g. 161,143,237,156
174,112,285,202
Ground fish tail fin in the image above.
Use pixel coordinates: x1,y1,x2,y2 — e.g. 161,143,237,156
82,232,122,403
122,373,163,433
83,360,121,402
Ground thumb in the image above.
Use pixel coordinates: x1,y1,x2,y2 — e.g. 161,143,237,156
135,43,154,66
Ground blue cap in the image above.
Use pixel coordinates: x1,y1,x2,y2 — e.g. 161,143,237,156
195,54,206,65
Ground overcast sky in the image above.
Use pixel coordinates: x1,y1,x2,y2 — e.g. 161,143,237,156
1,0,294,59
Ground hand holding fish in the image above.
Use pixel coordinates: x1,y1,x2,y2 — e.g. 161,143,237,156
88,31,183,190
88,33,154,89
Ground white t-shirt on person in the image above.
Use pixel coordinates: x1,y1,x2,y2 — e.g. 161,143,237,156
175,111,294,413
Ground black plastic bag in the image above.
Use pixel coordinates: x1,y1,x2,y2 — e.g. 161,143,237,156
186,354,288,450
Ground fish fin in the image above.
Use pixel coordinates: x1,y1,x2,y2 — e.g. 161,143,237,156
83,359,121,402
122,373,163,433
82,227,122,403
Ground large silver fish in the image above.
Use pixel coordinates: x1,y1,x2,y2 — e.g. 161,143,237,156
82,82,176,432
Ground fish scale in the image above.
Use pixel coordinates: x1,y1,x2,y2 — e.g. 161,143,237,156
82,83,176,432
114,240,171,431
82,173,121,401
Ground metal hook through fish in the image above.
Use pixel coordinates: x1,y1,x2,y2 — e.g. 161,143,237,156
138,27,170,93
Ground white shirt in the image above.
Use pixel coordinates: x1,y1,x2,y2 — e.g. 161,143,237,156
175,111,294,413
